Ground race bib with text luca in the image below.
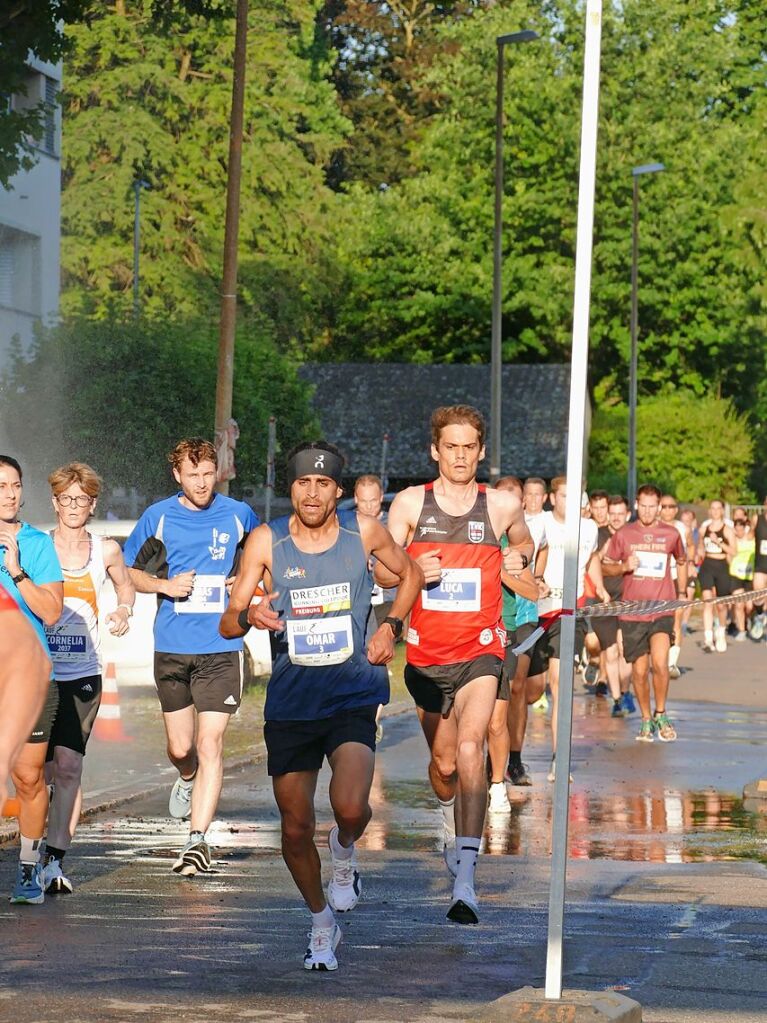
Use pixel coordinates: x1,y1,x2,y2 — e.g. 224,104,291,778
421,568,481,612
287,614,354,666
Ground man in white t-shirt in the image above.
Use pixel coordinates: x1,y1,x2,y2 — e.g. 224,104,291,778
537,476,607,782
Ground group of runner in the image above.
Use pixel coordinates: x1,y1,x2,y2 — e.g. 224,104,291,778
2,408,766,974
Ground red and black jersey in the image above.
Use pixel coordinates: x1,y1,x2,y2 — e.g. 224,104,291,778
406,483,504,666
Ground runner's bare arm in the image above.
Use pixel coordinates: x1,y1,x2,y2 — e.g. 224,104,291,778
360,516,424,664
219,524,278,637
103,539,135,636
373,486,441,587
0,527,64,625
501,567,539,602
722,525,737,560
586,550,609,602
128,567,196,599
488,489,533,573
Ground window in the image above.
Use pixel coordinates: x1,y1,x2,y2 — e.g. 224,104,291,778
0,225,41,316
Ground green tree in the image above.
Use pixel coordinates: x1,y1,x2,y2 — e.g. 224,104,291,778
588,391,754,504
0,317,318,501
60,0,349,333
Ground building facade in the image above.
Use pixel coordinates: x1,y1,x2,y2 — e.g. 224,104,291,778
0,56,62,369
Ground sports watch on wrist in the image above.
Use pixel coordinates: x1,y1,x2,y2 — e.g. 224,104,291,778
11,569,29,585
383,616,403,639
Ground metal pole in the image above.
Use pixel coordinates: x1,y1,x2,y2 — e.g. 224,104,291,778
133,180,141,319
490,30,538,485
214,0,248,496
264,416,276,522
380,432,390,493
490,40,504,485
544,0,603,1001
628,176,639,510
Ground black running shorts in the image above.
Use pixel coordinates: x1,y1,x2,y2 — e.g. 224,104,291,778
264,704,378,777
404,654,502,716
620,616,674,663
538,616,587,661
502,623,548,685
591,614,619,650
154,651,243,714
45,674,102,758
698,557,731,596
28,680,60,745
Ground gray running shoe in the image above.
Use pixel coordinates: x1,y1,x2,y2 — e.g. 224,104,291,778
9,862,44,904
42,857,73,894
168,774,194,820
172,838,212,876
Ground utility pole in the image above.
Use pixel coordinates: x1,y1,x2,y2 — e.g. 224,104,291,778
214,0,248,495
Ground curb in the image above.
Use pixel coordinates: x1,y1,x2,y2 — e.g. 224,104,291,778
475,986,642,1022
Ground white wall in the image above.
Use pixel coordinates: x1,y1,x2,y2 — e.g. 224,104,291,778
0,56,62,370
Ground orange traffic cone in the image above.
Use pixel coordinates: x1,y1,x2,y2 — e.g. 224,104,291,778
92,661,132,743
1,797,20,817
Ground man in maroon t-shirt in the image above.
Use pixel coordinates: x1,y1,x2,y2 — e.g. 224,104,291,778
604,484,687,742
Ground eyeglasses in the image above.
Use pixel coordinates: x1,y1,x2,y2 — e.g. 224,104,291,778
56,494,92,507
734,519,747,526
660,503,677,509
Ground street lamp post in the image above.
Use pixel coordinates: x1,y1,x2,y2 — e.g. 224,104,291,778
489,29,538,485
132,178,150,319
628,161,664,508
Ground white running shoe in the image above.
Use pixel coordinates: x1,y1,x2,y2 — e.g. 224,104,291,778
668,663,681,680
326,827,361,912
488,782,511,814
749,614,765,641
547,757,573,783
168,774,194,819
42,857,73,894
303,922,342,971
446,883,480,924
714,627,727,653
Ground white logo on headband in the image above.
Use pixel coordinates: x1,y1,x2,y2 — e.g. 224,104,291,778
315,454,325,469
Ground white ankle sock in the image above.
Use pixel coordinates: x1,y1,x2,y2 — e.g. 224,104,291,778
19,835,41,864
439,796,456,845
311,905,335,929
330,826,353,860
668,644,680,667
454,836,480,889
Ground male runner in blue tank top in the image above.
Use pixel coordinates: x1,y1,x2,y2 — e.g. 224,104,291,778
221,441,422,972
124,438,259,876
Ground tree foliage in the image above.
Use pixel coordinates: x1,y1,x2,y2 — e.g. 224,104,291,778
588,391,755,504
0,318,318,501
59,0,348,335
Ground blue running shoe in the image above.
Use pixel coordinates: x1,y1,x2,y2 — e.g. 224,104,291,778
9,862,44,904
621,692,637,715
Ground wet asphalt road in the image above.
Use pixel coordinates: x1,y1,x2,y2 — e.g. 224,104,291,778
1,634,767,1023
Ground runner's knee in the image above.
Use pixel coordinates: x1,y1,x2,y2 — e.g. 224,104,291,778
430,750,456,784
11,763,45,798
195,731,224,765
52,747,83,786
280,809,316,849
455,737,483,771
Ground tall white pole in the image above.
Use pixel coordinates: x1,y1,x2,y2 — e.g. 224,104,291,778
544,0,603,1001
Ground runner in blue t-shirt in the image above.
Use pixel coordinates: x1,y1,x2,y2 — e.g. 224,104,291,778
123,438,259,876
0,455,64,905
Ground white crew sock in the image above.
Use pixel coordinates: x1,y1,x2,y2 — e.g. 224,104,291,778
438,796,456,846
311,905,335,929
329,826,353,860
668,644,680,668
704,629,713,644
19,835,41,864
454,835,480,890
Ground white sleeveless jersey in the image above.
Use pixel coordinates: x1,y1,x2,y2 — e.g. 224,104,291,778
44,534,109,680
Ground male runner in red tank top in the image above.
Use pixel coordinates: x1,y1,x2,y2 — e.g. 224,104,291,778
382,406,533,924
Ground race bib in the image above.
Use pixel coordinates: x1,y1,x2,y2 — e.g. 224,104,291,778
45,625,89,661
704,535,722,555
175,574,226,614
421,568,481,612
370,583,384,607
633,550,668,579
287,615,354,666
289,582,351,617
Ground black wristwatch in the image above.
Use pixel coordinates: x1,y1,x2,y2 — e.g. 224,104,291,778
11,569,29,585
383,616,403,639
520,554,529,570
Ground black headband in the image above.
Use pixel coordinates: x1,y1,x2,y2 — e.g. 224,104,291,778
287,448,344,486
